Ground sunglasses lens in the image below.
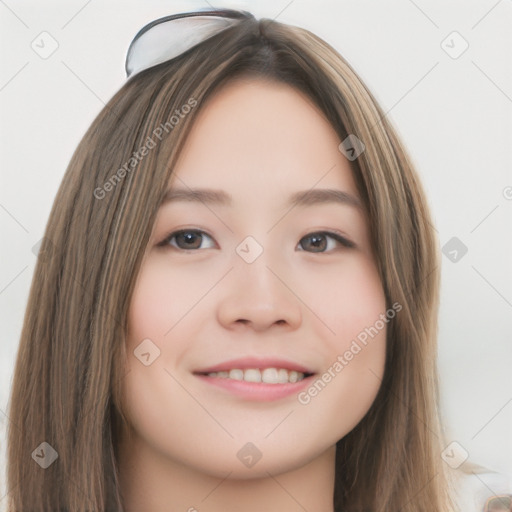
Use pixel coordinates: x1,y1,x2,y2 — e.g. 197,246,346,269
126,10,253,77
485,495,512,511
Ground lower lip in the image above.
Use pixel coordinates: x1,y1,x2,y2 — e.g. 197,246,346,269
195,374,315,401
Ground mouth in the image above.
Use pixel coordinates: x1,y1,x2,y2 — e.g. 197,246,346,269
193,358,316,401
197,367,313,384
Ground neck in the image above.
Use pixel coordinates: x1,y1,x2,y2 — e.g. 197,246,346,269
118,431,336,512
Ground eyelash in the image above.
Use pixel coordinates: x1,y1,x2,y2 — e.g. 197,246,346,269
157,229,355,253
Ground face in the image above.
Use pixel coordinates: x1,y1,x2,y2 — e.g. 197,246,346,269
120,77,387,479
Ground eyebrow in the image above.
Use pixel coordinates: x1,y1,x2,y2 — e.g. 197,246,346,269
160,187,364,212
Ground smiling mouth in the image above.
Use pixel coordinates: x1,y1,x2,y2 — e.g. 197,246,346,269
196,367,314,384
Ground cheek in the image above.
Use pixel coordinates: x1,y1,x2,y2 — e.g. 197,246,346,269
329,255,388,382
123,260,197,426
297,253,387,344
335,260,387,347
126,257,208,354
121,261,215,460
294,254,387,433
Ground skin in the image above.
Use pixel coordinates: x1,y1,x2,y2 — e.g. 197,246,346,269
118,77,387,512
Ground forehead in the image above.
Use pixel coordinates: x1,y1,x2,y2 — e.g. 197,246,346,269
169,77,360,203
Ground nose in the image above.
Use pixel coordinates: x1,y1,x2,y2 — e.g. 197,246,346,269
216,254,302,333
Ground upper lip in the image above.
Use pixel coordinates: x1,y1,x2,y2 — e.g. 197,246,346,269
194,357,315,375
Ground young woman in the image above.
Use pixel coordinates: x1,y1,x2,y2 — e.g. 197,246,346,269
6,8,455,511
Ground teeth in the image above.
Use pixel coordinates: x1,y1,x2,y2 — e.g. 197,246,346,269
206,367,306,384
228,369,244,380
277,369,289,383
262,368,278,383
244,368,261,382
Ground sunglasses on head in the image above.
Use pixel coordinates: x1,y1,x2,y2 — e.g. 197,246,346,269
125,8,255,78
484,494,512,511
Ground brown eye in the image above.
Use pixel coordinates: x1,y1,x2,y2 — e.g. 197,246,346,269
159,230,215,250
298,231,355,253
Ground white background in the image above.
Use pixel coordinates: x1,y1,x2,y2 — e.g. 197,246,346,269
1,1,511,510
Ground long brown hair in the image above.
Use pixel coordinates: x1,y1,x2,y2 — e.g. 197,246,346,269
6,13,454,511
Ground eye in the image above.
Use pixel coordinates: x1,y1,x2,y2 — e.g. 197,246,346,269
297,231,355,253
158,229,216,251
157,229,355,253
